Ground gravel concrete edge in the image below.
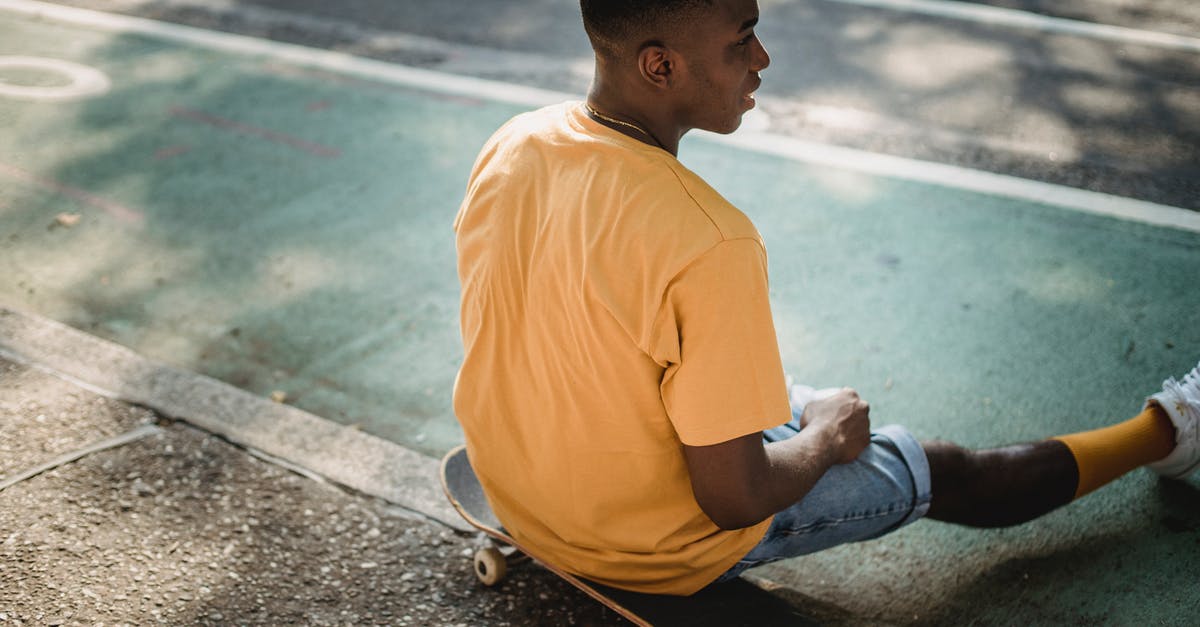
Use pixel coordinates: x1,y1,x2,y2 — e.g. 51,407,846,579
0,304,469,532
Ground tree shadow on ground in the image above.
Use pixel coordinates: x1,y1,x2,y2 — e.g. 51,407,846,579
0,18,517,454
919,479,1200,625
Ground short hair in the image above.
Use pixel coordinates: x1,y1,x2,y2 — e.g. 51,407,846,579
580,0,713,60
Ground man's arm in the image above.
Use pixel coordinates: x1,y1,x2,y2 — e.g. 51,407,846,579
681,388,872,530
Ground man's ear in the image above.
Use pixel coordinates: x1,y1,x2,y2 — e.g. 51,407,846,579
637,43,675,90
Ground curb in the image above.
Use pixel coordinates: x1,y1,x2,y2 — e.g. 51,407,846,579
0,305,469,532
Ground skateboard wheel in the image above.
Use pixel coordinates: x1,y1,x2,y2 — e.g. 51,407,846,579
473,547,507,585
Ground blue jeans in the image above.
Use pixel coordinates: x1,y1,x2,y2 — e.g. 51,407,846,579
715,401,932,583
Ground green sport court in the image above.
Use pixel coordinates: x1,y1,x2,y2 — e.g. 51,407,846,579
1,1,1197,622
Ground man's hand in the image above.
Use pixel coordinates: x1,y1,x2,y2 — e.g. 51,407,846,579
800,387,871,465
682,387,873,530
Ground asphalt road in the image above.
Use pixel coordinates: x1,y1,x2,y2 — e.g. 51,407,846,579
41,0,1200,210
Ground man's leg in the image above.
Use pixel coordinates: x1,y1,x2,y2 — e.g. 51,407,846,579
717,364,1199,583
924,439,1079,527
925,362,1200,527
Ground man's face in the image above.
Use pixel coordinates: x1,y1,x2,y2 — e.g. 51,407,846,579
673,0,770,134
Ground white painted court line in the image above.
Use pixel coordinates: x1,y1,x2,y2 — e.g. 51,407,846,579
822,0,1200,54
1,0,1197,234
705,131,1200,233
0,0,565,108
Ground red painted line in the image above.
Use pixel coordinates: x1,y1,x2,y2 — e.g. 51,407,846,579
169,106,341,158
154,144,190,160
0,160,145,225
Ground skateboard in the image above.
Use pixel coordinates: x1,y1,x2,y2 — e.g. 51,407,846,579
439,445,816,627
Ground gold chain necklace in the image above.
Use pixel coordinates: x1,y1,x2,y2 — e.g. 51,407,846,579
585,103,659,146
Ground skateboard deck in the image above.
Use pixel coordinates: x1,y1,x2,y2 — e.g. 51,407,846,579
439,445,816,626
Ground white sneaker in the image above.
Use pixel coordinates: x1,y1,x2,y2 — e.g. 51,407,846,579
1146,361,1200,479
785,375,840,413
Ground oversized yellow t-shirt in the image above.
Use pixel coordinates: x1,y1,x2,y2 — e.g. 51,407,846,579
453,102,790,595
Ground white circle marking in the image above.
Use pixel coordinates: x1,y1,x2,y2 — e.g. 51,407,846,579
0,56,111,102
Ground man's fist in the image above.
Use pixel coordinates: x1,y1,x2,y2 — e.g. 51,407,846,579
800,387,871,465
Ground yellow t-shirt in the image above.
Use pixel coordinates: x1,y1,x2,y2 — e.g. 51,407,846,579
453,102,790,595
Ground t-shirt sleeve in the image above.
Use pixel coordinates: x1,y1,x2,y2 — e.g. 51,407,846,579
654,237,791,446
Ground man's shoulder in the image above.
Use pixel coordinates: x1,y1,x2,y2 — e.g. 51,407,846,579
473,102,605,178
659,161,762,244
487,102,576,149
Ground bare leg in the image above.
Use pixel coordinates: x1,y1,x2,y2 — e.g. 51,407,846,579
923,440,1079,527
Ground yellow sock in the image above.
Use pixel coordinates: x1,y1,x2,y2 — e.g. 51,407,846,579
1053,406,1176,499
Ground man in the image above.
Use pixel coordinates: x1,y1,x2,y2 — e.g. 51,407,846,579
453,0,1200,596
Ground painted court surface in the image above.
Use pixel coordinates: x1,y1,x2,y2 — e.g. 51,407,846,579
1,5,1198,622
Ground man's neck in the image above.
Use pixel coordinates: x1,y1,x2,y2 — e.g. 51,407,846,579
586,83,682,155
